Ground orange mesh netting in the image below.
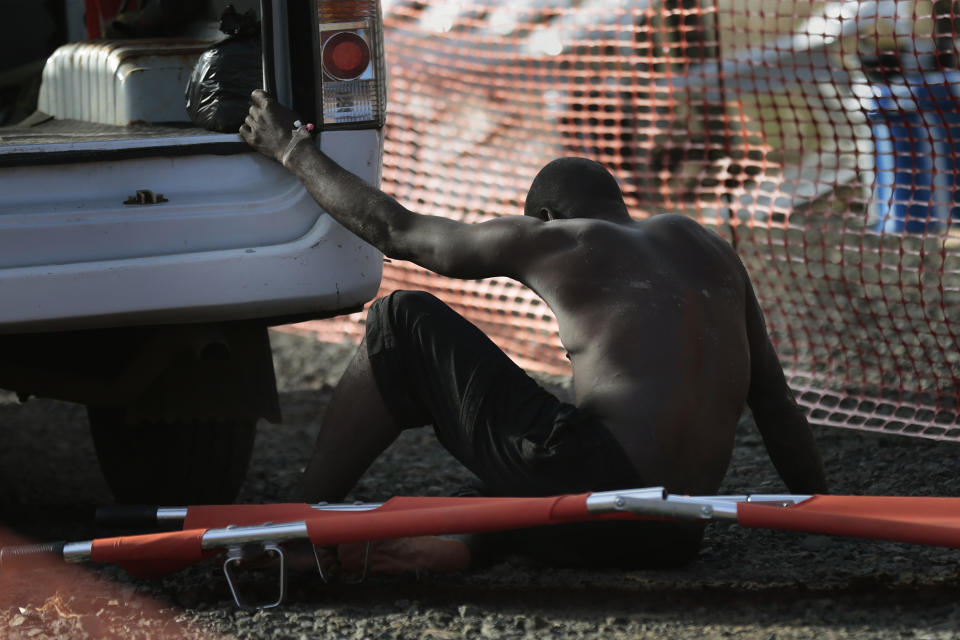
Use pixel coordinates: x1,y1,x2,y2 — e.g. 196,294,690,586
294,0,960,440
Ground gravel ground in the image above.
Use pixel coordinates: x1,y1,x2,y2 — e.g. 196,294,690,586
2,329,960,638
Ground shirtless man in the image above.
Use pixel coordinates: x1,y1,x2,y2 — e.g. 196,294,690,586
241,90,827,570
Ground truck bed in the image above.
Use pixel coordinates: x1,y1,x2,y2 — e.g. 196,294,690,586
0,116,246,167
0,116,227,147
0,117,217,148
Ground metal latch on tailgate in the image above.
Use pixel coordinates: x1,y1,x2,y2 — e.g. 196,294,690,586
124,189,168,205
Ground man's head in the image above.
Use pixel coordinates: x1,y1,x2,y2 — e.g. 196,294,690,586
524,157,630,222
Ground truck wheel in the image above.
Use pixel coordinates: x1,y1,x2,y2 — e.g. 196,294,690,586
87,407,257,505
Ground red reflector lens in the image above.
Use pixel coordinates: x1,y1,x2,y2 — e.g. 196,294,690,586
322,32,371,81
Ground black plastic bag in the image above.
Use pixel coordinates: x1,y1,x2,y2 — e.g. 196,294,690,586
184,7,262,133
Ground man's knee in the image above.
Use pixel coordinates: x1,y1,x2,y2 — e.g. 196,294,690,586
382,290,453,330
386,289,444,312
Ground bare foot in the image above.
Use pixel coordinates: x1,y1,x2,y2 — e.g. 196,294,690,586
337,536,471,576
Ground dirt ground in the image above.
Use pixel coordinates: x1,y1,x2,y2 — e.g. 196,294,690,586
1,329,960,639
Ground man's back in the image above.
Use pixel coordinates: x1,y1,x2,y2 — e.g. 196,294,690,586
520,214,755,494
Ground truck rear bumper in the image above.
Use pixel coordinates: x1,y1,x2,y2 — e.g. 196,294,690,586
0,210,383,332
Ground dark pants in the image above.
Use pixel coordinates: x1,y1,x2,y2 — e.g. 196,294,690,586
365,290,703,568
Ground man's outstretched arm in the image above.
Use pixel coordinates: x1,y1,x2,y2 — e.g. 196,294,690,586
744,282,829,495
240,91,569,280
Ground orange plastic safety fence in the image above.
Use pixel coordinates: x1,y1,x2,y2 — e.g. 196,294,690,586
294,0,960,440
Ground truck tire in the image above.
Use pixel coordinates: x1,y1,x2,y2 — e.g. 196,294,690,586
87,407,257,505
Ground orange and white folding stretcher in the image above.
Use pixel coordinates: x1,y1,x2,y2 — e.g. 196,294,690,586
3,487,958,608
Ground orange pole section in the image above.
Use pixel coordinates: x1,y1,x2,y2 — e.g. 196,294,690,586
90,529,208,578
184,503,321,530
184,494,599,532
738,495,960,549
304,493,633,546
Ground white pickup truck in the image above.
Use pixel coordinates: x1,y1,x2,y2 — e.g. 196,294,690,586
0,0,385,504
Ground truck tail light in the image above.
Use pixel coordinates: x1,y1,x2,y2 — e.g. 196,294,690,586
315,0,387,129
322,32,370,80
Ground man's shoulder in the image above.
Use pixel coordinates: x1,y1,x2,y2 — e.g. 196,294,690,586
643,213,707,233
644,214,732,249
